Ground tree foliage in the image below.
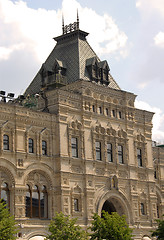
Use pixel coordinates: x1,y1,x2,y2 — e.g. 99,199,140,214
0,200,17,240
45,212,88,240
152,217,164,239
90,211,133,240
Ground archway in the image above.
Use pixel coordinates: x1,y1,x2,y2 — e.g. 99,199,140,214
101,199,116,216
101,197,125,217
29,236,45,240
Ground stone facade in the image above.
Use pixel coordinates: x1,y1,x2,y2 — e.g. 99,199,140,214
0,20,163,240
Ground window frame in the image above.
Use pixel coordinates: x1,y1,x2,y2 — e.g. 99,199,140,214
28,138,34,153
95,141,102,161
118,144,124,164
137,148,142,167
71,137,78,158
42,140,47,156
3,134,9,150
141,203,145,215
107,143,113,162
25,184,48,219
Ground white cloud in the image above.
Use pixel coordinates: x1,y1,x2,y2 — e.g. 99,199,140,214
154,31,164,48
135,100,164,142
0,0,128,62
136,0,164,17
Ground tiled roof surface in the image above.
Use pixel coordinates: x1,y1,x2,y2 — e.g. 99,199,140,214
25,30,120,95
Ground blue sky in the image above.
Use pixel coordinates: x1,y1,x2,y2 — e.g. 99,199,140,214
0,0,164,141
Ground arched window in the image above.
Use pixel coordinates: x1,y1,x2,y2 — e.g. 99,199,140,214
26,185,48,219
3,135,9,150
0,182,9,206
141,203,145,215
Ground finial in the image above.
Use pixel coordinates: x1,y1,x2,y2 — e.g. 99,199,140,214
62,13,64,34
77,9,79,29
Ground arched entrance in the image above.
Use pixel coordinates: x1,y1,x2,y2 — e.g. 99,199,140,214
102,199,116,215
97,191,132,224
101,197,125,216
29,236,45,240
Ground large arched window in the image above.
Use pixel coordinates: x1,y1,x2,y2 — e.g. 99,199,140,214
0,182,9,206
25,185,48,219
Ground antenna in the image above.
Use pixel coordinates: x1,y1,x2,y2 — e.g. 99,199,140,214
77,9,79,29
62,13,64,34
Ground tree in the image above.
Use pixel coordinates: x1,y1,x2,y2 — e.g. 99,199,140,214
152,217,164,239
45,212,88,240
0,200,17,240
90,211,133,240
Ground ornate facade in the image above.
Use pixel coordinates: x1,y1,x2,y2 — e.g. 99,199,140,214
0,18,163,240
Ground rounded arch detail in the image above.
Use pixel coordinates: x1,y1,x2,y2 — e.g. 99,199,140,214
23,164,53,188
0,165,15,186
96,189,133,224
26,231,47,240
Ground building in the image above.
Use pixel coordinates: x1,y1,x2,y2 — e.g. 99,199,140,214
0,17,163,240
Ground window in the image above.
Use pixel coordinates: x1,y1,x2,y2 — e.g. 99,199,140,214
3,135,9,150
119,111,122,119
92,105,95,112
112,110,115,117
96,141,101,160
118,145,123,164
107,143,113,162
137,148,142,167
0,182,9,206
71,137,78,158
26,185,48,219
29,138,34,153
42,140,47,155
105,108,109,116
74,198,79,212
141,203,145,215
98,106,102,114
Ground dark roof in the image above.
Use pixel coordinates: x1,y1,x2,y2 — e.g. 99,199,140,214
25,29,120,95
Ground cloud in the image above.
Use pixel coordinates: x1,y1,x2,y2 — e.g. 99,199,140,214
154,31,164,48
0,0,128,96
135,100,164,142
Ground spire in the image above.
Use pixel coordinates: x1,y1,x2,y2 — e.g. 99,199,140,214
62,13,64,34
77,9,79,29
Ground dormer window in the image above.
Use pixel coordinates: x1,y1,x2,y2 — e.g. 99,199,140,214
86,57,110,86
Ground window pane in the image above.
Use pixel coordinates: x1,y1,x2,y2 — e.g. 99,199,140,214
74,198,79,211
26,192,31,218
96,141,101,160
107,143,113,162
40,186,48,218
3,135,9,150
141,203,145,215
32,186,39,218
137,148,142,166
42,140,47,155
1,182,9,206
71,138,78,158
29,138,34,153
118,145,123,164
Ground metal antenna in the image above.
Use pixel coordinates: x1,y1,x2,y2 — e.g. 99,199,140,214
77,9,79,29
62,13,64,34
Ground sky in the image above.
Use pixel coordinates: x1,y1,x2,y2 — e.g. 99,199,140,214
0,0,164,142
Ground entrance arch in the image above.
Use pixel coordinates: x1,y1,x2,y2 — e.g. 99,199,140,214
29,236,45,240
97,190,132,224
102,199,116,215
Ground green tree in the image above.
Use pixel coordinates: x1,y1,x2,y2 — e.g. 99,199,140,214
0,200,17,240
90,211,133,240
45,212,88,240
152,217,164,239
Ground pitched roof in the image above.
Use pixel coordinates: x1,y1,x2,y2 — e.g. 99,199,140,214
25,29,120,95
